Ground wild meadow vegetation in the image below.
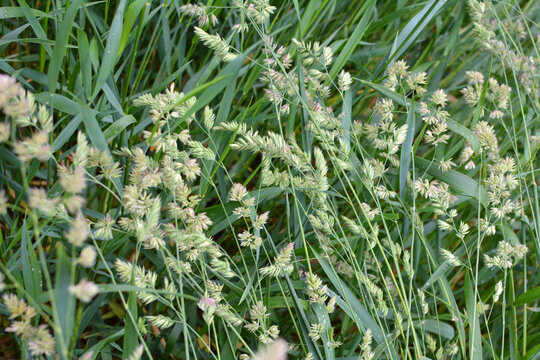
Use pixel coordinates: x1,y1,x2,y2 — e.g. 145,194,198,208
0,0,539,359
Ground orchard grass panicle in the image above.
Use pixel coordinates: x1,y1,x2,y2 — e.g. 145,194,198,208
0,0,538,359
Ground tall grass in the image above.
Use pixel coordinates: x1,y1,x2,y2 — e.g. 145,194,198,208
0,0,538,359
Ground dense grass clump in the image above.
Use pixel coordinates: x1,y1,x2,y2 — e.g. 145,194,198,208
0,0,539,359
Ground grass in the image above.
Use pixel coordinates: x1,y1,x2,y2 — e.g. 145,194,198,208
0,0,539,359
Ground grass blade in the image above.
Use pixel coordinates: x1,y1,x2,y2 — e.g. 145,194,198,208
47,0,80,92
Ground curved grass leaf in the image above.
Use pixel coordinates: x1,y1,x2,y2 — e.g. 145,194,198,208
103,115,136,142
415,156,488,206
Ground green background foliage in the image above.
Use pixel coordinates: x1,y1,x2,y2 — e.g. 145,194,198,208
0,0,538,359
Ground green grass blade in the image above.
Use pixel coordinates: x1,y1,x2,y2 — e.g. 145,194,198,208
465,272,483,360
415,156,488,206
103,115,136,142
329,0,376,80
47,0,80,92
513,286,540,306
91,0,127,101
400,102,415,198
